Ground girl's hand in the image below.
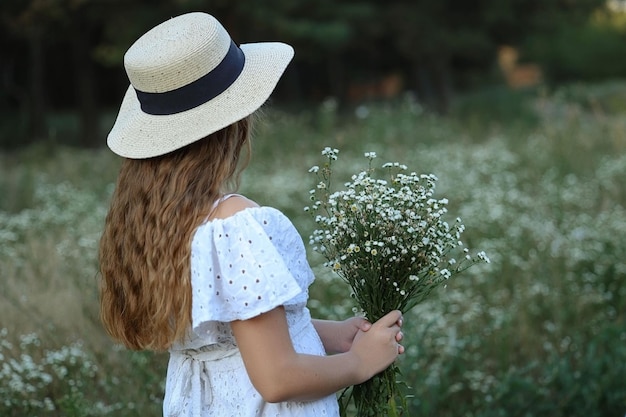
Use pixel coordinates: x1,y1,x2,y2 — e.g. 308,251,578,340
333,316,371,353
348,310,405,381
335,315,404,353
312,314,404,355
312,317,370,354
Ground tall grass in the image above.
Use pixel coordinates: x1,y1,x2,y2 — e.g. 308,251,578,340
1,84,625,416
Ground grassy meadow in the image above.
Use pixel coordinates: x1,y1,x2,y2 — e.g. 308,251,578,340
1,83,625,416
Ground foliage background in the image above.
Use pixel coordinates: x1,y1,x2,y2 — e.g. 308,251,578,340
1,1,626,416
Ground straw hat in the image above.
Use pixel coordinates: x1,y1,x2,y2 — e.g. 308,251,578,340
107,12,294,159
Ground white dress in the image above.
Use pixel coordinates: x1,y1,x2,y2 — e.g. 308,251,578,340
162,204,340,417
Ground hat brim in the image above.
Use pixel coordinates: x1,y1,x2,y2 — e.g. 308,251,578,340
107,42,294,159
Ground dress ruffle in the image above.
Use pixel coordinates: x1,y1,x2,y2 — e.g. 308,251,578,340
190,207,310,337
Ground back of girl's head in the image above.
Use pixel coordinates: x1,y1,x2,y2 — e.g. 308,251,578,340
99,116,253,351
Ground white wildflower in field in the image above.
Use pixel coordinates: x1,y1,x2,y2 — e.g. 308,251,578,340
0,331,103,415
305,148,490,417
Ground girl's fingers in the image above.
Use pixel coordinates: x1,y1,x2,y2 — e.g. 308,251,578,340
357,318,372,332
377,310,403,328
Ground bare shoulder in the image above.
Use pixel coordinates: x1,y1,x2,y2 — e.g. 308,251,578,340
211,195,260,220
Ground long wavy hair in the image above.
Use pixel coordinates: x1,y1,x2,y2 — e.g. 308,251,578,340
99,116,253,351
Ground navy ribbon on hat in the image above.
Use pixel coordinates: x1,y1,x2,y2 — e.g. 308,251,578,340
135,41,245,115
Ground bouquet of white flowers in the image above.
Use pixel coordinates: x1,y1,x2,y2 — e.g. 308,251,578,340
305,148,490,417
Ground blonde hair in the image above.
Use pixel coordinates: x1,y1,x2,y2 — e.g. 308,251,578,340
99,116,253,351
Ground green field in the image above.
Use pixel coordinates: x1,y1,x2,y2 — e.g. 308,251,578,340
1,84,625,416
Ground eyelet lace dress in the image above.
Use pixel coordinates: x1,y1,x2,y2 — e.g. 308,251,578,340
163,204,340,417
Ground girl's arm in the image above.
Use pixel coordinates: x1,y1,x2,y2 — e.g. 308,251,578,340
231,306,403,403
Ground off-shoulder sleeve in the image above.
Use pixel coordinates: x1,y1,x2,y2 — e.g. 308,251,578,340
189,209,303,333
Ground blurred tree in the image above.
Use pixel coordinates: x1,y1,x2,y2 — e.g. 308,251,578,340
232,0,378,100
386,1,493,113
0,0,615,147
1,0,56,143
380,0,607,113
1,0,195,147
2,0,109,146
525,7,626,82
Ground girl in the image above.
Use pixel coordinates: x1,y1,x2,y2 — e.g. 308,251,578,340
99,12,404,417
